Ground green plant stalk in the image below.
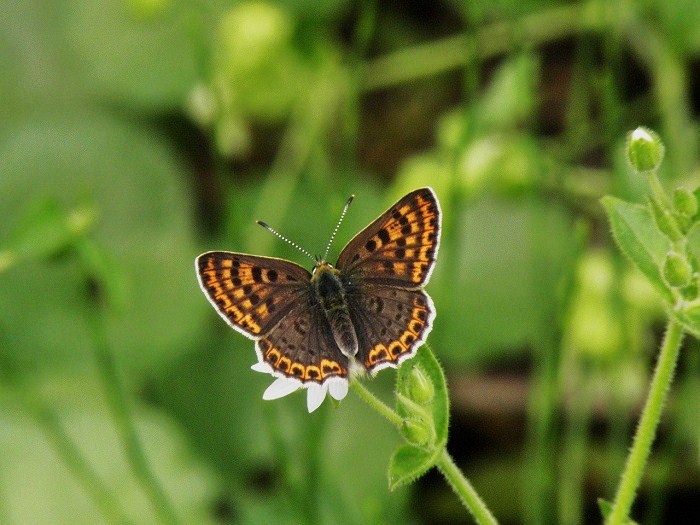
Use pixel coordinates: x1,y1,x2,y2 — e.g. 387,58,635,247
351,380,403,429
606,318,684,525
351,381,499,525
523,339,559,525
645,172,671,210
31,400,134,525
302,398,328,525
362,0,603,91
436,449,499,525
261,403,308,519
88,311,180,525
558,372,594,525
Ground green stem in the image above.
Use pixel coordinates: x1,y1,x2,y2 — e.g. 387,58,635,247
362,0,603,91
558,371,594,525
645,171,671,209
88,310,180,525
606,318,684,525
435,449,499,525
352,381,499,525
351,380,403,429
30,400,134,525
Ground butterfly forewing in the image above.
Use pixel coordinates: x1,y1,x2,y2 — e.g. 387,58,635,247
196,252,311,338
335,188,441,287
347,285,435,373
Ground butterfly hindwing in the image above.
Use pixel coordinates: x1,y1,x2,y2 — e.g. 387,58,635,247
347,284,435,373
335,188,441,287
196,251,311,338
256,303,350,383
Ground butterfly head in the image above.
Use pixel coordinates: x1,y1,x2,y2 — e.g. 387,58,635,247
311,259,334,274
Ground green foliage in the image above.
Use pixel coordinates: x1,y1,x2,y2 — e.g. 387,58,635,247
388,346,450,490
601,130,698,525
601,196,673,302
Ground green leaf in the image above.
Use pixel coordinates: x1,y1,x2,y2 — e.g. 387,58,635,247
388,445,440,490
598,498,613,520
396,345,450,447
601,196,673,303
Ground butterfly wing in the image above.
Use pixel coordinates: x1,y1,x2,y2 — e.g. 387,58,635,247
196,251,311,339
335,187,441,287
346,284,435,373
255,303,350,384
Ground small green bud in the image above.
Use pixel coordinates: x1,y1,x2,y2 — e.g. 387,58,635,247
663,251,692,288
673,187,699,217
407,367,435,404
396,393,431,422
648,197,683,242
626,127,665,173
401,418,433,447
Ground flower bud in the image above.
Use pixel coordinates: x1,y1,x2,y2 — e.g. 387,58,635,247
401,418,433,447
648,197,683,242
673,187,698,218
626,127,665,173
663,251,692,288
396,393,431,422
407,367,434,404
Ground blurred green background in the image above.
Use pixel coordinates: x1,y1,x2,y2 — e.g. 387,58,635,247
1,0,698,524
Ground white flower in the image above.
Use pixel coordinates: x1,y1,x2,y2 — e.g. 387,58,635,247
251,362,349,412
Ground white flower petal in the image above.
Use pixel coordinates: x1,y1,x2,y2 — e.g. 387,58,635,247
262,377,301,400
328,380,349,401
251,361,273,374
631,127,653,142
306,382,328,413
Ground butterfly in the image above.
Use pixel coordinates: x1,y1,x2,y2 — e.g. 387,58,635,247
195,187,441,411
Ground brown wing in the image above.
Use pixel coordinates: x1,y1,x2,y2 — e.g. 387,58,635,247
347,285,435,373
195,251,311,338
335,187,441,287
255,303,350,384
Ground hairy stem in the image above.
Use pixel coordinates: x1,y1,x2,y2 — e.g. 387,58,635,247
606,318,684,525
351,380,403,428
436,449,500,525
352,381,499,524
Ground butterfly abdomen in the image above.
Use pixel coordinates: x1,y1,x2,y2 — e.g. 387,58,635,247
313,263,359,358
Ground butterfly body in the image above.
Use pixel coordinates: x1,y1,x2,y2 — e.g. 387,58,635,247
311,262,359,358
196,187,441,393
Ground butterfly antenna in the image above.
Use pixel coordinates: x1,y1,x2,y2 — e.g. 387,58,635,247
256,220,317,262
323,194,354,260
